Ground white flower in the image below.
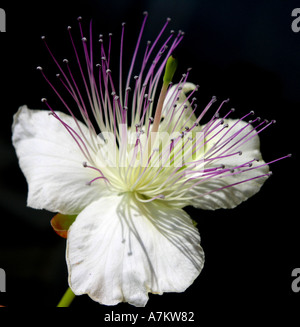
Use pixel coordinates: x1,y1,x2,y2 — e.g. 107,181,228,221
12,14,287,307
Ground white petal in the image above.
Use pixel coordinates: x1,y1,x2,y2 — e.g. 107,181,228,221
12,106,110,214
188,119,269,209
67,194,204,307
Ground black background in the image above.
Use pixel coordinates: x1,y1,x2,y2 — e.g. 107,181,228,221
0,0,299,322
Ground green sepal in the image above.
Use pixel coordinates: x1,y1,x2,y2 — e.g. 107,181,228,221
51,213,77,239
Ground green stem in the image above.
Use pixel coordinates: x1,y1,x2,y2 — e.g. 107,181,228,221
57,287,76,307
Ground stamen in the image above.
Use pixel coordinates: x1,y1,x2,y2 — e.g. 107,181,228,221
35,13,290,206
41,98,94,163
134,192,165,203
86,176,107,186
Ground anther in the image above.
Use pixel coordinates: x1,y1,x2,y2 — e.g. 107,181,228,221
82,37,87,42
143,11,148,16
67,26,72,30
41,36,46,40
223,123,229,128
96,63,101,68
230,108,235,113
63,59,69,64
82,162,88,167
238,151,242,155
170,30,175,34
106,69,111,74
126,87,131,92
77,16,82,21
41,98,47,103
149,117,154,122
56,73,60,78
36,66,43,71
109,33,113,37
123,106,128,111
122,22,126,26
134,75,139,80
167,17,171,22
158,194,165,199
250,110,255,115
